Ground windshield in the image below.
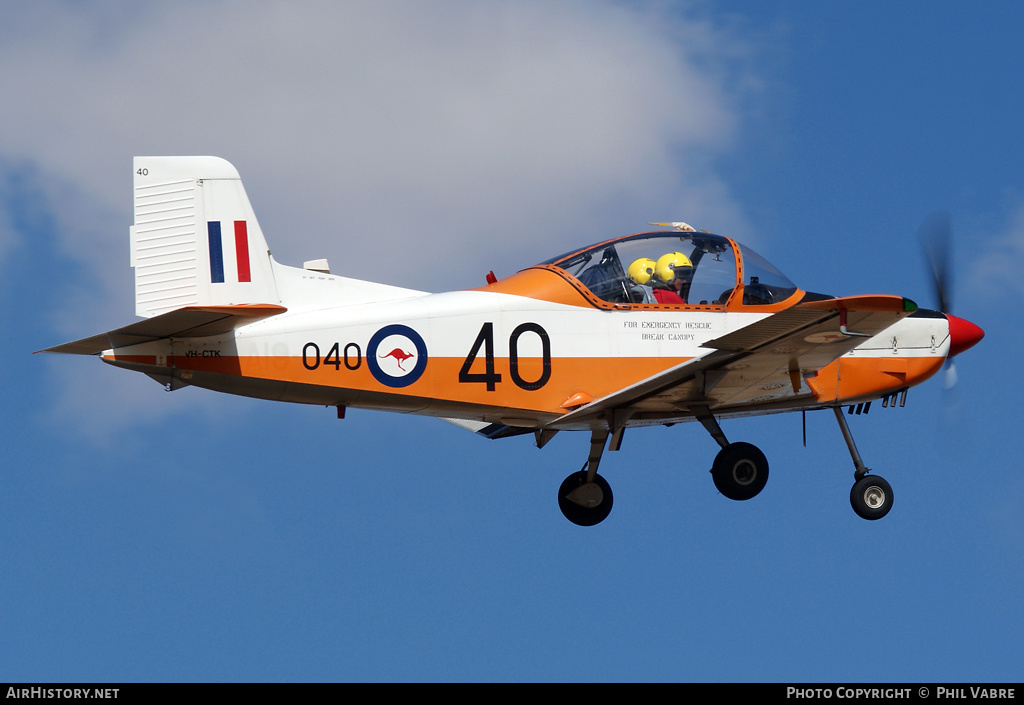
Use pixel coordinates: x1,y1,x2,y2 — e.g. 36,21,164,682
543,232,739,306
738,243,798,305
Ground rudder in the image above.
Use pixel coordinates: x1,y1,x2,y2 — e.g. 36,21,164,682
130,156,279,318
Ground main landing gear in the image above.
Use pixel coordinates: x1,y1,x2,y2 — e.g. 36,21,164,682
555,404,894,526
694,407,770,502
557,429,615,527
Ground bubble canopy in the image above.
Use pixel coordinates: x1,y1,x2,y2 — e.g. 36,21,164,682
538,231,799,308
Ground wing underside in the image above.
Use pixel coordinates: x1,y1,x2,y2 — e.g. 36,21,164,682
552,295,915,429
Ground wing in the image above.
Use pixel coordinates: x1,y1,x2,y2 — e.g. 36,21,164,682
38,304,287,355
552,295,915,429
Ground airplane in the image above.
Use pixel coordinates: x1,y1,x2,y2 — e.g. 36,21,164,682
40,156,985,526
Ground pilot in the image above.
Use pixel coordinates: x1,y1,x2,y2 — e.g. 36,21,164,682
652,252,692,304
627,257,657,303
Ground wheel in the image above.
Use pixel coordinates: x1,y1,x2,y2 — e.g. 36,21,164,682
558,471,613,526
711,442,769,501
850,474,893,520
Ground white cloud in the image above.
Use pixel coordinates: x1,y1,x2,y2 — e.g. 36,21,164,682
3,0,769,438
968,199,1024,300
1,1,760,279
0,181,22,265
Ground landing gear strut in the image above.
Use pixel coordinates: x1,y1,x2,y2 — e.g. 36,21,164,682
833,407,894,520
553,404,895,525
558,429,615,526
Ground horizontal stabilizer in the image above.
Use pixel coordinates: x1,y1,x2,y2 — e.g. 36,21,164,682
39,304,286,355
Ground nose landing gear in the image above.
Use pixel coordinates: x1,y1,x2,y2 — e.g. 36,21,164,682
833,406,894,520
850,474,894,520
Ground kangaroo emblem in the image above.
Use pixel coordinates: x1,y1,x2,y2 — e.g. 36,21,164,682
379,348,415,371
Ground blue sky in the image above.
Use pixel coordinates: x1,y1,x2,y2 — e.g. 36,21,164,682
2,0,1022,683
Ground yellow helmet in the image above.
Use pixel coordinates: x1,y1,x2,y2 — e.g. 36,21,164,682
655,252,692,283
627,257,656,285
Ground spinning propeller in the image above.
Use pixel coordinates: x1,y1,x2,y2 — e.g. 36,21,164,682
917,211,984,388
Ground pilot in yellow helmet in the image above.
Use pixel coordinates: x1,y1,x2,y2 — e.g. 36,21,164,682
627,257,656,285
626,258,658,303
652,252,692,304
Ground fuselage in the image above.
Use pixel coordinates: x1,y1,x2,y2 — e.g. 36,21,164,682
100,230,958,431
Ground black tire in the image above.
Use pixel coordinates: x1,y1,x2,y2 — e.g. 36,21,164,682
711,442,769,501
850,475,893,520
558,471,613,526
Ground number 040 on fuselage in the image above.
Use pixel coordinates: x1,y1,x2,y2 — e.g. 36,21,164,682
41,157,984,526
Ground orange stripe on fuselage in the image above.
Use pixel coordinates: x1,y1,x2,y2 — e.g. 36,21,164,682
110,353,691,414
108,350,945,413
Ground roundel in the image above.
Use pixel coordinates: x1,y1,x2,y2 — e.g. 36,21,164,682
367,324,428,388
804,331,846,344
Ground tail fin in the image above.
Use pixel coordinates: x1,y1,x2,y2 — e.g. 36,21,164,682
130,156,279,318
